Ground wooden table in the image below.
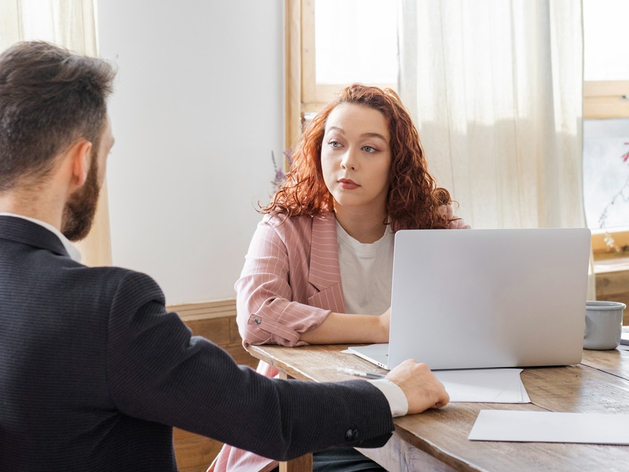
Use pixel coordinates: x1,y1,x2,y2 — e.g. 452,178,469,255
248,344,629,472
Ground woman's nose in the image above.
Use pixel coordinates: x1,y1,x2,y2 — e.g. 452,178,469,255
340,149,357,170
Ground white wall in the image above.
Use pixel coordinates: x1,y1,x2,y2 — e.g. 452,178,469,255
98,1,284,304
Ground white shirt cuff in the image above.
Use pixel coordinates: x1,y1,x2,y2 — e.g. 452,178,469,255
369,378,408,417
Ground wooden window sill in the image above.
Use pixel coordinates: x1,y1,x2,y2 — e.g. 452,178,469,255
593,255,629,274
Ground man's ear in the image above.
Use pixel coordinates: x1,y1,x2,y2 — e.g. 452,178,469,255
68,139,93,189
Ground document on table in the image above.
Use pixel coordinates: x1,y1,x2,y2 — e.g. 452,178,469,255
469,410,629,445
434,369,530,403
340,348,530,403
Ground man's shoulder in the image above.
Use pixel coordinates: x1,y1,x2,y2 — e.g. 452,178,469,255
81,265,162,294
56,266,167,331
56,263,164,311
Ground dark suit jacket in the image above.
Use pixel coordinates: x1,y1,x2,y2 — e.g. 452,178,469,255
0,216,393,472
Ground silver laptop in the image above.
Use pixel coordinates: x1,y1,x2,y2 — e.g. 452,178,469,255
349,228,591,370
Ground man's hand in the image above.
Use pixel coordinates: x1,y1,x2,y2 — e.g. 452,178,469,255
385,360,449,414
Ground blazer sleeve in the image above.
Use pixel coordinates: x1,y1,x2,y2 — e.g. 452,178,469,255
106,271,394,460
235,219,331,347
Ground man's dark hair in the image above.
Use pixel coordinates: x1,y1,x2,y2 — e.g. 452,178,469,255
0,41,115,191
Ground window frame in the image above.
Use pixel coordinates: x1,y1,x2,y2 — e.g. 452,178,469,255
583,80,629,257
286,0,395,149
301,0,396,112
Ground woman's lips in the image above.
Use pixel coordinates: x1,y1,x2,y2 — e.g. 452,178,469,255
338,178,360,190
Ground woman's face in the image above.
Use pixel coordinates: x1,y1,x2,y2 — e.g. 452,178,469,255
321,103,392,214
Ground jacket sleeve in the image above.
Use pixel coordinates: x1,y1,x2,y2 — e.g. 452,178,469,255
235,219,331,347
106,271,394,460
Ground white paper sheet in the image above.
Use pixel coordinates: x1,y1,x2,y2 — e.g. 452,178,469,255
469,410,629,444
340,349,530,403
435,369,530,403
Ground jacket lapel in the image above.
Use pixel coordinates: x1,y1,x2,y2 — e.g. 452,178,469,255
307,213,345,313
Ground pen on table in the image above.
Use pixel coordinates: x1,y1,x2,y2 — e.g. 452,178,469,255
336,366,386,379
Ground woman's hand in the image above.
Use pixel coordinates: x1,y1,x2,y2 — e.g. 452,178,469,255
379,307,391,341
438,204,471,229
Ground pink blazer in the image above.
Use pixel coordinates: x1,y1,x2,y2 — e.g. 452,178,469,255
236,212,344,348
237,207,468,348
209,213,342,472
210,209,469,472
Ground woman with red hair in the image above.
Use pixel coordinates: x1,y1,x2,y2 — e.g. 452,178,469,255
209,84,467,472
238,83,468,349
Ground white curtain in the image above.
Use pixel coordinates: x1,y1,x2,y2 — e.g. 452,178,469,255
399,0,584,229
0,0,111,267
399,0,595,297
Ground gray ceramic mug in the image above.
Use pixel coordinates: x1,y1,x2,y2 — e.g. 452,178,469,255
583,301,627,350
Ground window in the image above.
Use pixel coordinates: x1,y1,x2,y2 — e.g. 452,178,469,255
306,0,398,112
583,0,629,254
285,0,398,148
287,1,627,255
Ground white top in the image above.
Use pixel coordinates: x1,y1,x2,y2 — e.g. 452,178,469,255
336,220,407,416
0,212,82,262
336,220,394,315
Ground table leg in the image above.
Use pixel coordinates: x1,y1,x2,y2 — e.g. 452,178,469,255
279,453,314,472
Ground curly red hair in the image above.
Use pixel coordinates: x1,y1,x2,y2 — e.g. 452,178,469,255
262,84,451,231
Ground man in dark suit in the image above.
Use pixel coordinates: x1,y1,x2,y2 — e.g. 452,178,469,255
0,41,449,472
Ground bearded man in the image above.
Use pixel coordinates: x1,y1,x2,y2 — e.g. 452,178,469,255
0,41,448,472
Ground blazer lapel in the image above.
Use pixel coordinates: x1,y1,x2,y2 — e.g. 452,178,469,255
307,213,345,313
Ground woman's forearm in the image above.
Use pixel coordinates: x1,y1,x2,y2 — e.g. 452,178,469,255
299,311,389,344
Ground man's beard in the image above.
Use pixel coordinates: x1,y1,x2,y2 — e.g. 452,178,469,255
61,158,101,242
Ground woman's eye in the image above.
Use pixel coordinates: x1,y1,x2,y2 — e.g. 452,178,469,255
329,140,342,148
363,145,377,153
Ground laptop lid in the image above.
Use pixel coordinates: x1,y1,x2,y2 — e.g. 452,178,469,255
350,228,591,370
